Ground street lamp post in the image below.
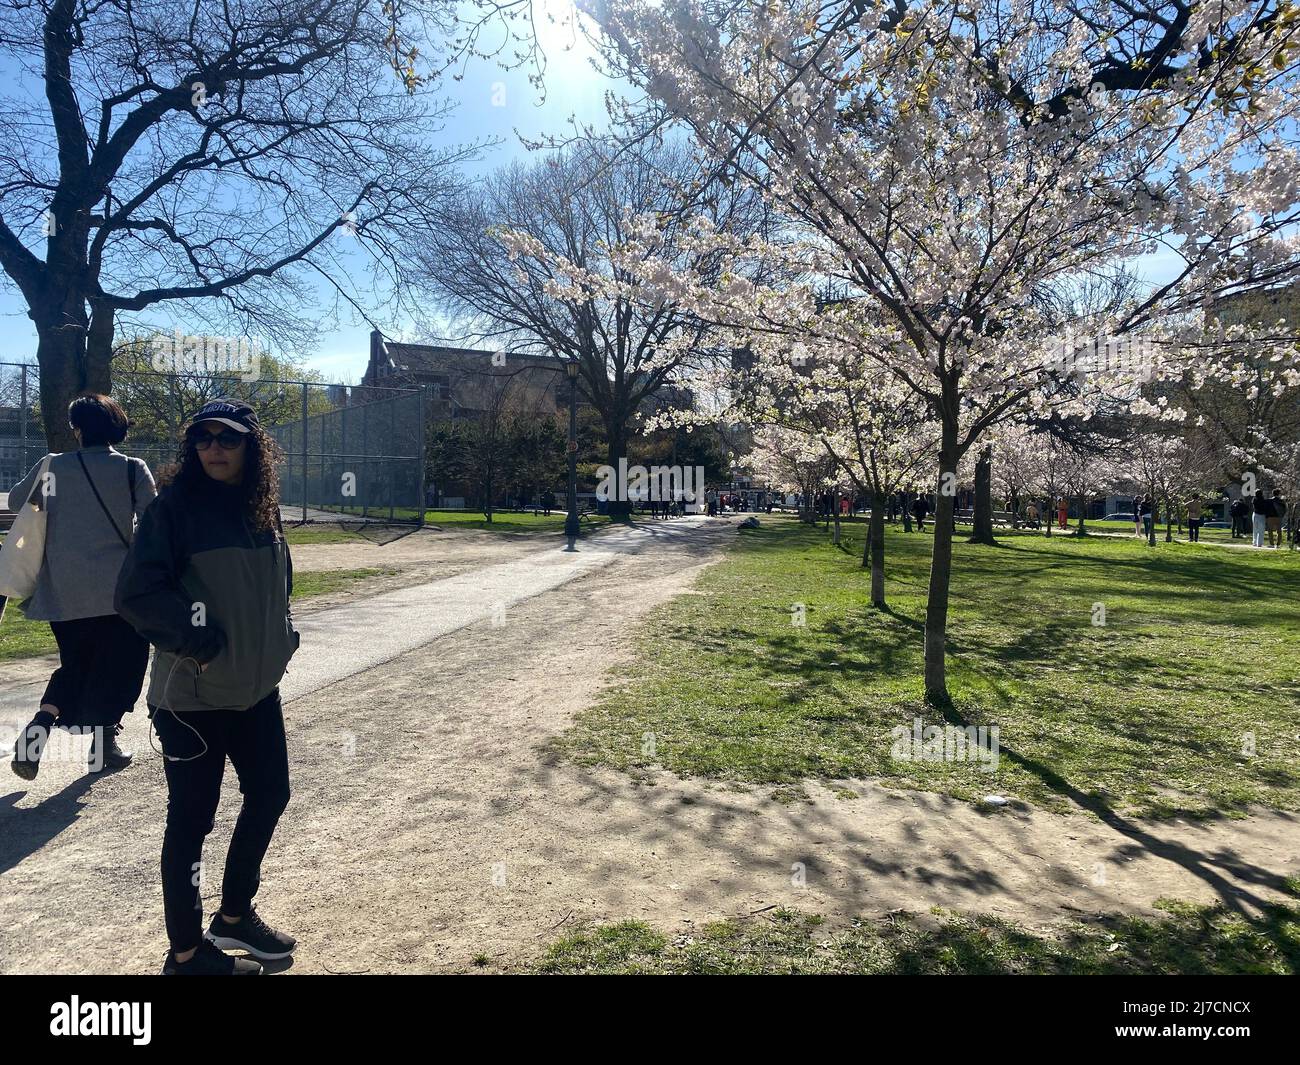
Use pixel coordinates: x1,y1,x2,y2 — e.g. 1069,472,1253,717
564,358,580,549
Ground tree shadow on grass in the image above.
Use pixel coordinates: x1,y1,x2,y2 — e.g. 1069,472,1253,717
924,692,1296,929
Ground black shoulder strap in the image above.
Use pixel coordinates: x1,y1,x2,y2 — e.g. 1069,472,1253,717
76,452,131,548
127,458,138,509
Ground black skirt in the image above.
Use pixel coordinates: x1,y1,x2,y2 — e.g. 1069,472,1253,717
41,614,149,728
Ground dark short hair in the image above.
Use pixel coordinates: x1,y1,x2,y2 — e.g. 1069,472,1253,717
68,392,130,446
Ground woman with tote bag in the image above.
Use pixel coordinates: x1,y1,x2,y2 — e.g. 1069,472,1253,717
7,393,156,779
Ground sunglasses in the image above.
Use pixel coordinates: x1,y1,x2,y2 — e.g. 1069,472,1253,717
189,427,246,451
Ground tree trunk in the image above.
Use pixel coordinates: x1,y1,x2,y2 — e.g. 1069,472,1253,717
85,297,114,392
605,420,632,518
831,493,841,545
34,203,107,451
902,497,912,533
923,428,958,706
36,321,87,453
1076,492,1087,536
969,445,996,545
869,492,886,607
1009,490,1020,529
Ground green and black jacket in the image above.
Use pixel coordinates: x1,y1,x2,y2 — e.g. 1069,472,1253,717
115,477,299,712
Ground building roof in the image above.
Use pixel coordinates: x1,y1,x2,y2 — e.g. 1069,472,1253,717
1211,280,1300,327
367,332,568,384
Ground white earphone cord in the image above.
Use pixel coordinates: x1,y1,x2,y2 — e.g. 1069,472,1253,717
148,654,209,763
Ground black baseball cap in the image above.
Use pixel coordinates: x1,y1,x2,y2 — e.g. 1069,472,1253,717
186,398,260,434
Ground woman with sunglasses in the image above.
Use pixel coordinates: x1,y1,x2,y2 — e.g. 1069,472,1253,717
116,399,300,976
8,393,156,779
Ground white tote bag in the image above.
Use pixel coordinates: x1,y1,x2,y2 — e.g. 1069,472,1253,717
0,454,53,600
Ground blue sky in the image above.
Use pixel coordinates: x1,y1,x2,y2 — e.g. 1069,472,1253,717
0,0,1187,386
0,0,614,385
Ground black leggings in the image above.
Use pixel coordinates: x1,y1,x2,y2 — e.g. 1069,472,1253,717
150,689,290,953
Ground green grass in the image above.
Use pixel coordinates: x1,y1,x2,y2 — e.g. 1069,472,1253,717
532,889,1300,974
0,567,395,661
290,566,397,598
0,603,58,661
553,514,1300,819
283,508,619,536
283,526,378,545
421,509,616,533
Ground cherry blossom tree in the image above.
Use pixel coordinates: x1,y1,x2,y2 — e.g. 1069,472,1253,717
739,343,936,604
747,424,836,521
581,0,1300,703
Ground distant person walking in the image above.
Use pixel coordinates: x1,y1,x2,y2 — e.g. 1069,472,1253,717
115,400,300,976
911,492,929,532
1139,496,1154,539
1250,489,1269,548
8,394,156,781
1186,494,1203,543
1230,496,1248,539
1056,497,1068,530
1266,489,1284,548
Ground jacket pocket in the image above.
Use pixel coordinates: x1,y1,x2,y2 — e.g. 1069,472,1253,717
195,645,257,709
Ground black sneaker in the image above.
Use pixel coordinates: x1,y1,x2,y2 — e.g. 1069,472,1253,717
11,711,56,781
205,908,296,961
88,723,133,773
161,939,263,975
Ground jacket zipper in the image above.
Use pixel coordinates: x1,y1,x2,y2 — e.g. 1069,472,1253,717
241,514,263,703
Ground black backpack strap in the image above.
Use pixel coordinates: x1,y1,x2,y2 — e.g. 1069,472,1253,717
127,458,138,511
76,452,131,548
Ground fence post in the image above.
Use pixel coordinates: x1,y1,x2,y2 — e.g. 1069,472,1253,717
417,386,427,528
361,400,369,521
388,393,396,523
340,400,348,521
300,382,309,523
19,363,28,466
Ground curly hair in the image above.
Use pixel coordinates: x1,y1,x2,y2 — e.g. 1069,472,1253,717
157,422,285,533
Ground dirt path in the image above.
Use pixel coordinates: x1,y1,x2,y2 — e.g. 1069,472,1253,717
2,517,1298,974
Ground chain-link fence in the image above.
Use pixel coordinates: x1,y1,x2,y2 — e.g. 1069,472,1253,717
272,384,425,523
0,363,426,525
